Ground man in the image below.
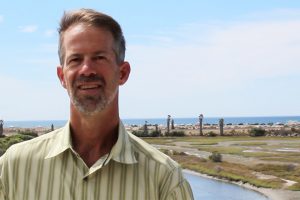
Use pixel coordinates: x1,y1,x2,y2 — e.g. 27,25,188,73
0,9,194,200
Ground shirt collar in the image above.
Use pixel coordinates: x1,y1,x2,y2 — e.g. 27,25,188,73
45,121,72,159
45,120,137,165
109,121,137,164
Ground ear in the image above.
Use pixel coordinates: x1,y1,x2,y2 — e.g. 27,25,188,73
119,61,131,85
57,66,67,89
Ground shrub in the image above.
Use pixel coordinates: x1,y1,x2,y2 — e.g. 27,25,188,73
18,129,38,137
132,130,149,137
291,128,300,134
150,130,161,137
165,131,185,137
249,128,266,137
207,131,217,137
209,152,222,162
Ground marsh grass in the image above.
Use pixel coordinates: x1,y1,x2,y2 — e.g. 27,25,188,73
170,153,284,189
190,142,219,146
261,156,300,163
197,146,245,155
232,142,267,146
251,164,300,190
146,136,300,190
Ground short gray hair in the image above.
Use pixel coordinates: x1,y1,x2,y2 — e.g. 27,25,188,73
58,8,126,65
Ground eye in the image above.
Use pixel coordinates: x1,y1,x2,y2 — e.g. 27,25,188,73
68,57,81,65
95,55,105,60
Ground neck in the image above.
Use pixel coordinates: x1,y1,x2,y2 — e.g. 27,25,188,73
69,98,120,167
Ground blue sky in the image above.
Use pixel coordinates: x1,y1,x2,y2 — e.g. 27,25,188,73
1,0,300,120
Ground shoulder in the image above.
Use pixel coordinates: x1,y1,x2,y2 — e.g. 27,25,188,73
127,132,179,170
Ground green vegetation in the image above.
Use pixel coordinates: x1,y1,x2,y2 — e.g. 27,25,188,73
190,141,219,146
145,136,300,190
0,134,35,155
17,129,38,137
209,152,222,162
251,164,300,190
249,128,266,137
206,131,217,137
198,146,245,155
232,142,267,146
169,153,284,189
132,130,161,137
165,131,185,137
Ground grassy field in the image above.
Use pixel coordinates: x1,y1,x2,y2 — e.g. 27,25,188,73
144,136,300,190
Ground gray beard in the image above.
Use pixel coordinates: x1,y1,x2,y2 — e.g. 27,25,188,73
70,89,117,116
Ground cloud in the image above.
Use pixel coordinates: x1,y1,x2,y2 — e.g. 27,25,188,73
121,11,300,117
0,15,3,23
127,18,300,90
19,25,38,33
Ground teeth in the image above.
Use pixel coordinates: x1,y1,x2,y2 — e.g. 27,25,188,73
79,85,99,89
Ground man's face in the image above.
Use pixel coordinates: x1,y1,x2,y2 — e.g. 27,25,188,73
57,24,130,115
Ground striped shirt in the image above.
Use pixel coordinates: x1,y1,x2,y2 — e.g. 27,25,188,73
0,122,194,200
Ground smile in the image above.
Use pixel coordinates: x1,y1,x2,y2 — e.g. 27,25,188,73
78,84,101,90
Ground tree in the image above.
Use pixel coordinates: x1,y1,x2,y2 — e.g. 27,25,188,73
199,114,204,136
0,120,3,136
171,119,175,130
167,115,171,134
143,121,148,135
219,118,224,136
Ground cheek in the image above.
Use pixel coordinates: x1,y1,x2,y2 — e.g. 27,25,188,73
63,71,75,86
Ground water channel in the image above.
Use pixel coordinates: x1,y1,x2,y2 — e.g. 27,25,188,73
184,171,269,200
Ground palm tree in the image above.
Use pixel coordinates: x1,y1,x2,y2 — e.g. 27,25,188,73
0,120,3,136
167,115,171,134
219,118,224,136
199,114,204,136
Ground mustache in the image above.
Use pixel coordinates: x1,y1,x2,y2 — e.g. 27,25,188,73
74,74,105,85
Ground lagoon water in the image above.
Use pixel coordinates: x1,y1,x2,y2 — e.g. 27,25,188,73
184,172,269,200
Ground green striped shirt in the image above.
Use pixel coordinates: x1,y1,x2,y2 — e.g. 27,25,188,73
0,122,194,200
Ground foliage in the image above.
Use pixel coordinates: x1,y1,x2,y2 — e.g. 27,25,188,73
171,154,284,189
150,130,161,137
206,131,217,137
209,152,222,162
249,128,266,137
145,136,300,190
132,130,161,137
0,134,35,156
18,129,38,137
132,130,149,137
165,131,185,137
291,128,300,134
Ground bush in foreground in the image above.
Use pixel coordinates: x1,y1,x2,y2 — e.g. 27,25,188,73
209,152,222,162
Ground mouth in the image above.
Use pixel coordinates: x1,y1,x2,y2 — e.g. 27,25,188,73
78,84,101,90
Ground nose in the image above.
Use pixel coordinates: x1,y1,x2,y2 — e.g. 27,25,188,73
79,58,97,76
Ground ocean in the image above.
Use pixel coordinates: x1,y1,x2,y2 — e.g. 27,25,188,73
3,116,300,128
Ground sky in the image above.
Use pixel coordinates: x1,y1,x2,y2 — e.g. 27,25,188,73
0,0,300,120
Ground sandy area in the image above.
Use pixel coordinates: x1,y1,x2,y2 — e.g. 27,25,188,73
184,169,300,200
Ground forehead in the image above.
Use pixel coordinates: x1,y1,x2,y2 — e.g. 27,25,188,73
63,23,114,54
